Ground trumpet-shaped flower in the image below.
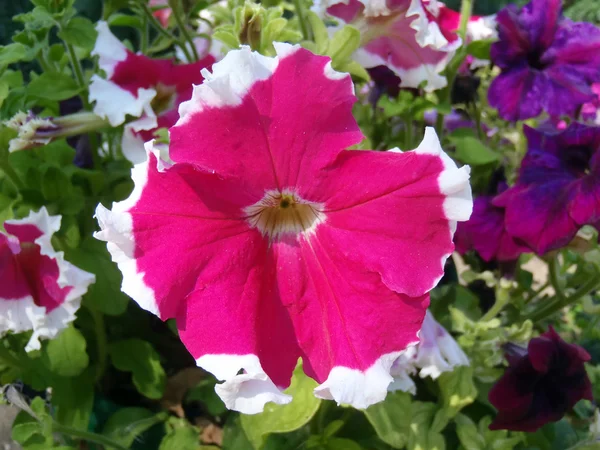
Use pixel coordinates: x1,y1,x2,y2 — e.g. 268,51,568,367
0,208,95,352
455,183,529,262
494,123,600,254
488,0,600,121
489,328,593,432
318,0,462,91
389,310,469,393
89,21,215,163
95,44,472,413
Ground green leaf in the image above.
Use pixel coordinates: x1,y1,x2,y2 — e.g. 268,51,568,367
0,43,28,66
12,422,43,444
42,166,71,202
454,414,485,450
407,402,445,450
109,338,166,399
466,39,494,60
305,11,329,54
326,438,363,450
58,17,98,51
364,391,412,449
52,370,94,429
336,60,370,81
103,407,165,448
107,13,144,29
448,134,500,166
327,25,360,67
28,72,82,101
240,363,321,449
222,415,253,450
0,81,9,109
42,325,89,377
160,420,200,450
65,237,129,316
437,366,478,419
213,29,240,49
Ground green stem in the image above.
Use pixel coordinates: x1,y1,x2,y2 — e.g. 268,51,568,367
525,281,550,304
141,13,149,54
524,277,600,322
53,423,130,450
63,41,89,109
89,307,107,384
169,0,198,62
480,284,510,322
548,257,565,301
293,0,309,41
0,159,24,190
458,0,474,41
141,2,177,42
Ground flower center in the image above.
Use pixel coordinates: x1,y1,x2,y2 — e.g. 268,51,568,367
151,83,177,114
244,190,325,240
562,145,594,176
527,49,549,71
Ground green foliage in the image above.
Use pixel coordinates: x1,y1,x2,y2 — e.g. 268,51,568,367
42,326,89,377
102,407,167,448
109,338,167,399
240,363,321,448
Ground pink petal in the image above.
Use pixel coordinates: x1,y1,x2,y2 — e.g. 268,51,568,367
323,0,462,91
301,128,472,297
170,44,362,197
2,208,95,351
272,234,429,408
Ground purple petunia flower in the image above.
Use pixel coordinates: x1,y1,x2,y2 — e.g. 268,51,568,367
488,0,600,121
494,123,600,254
489,327,593,432
455,183,530,262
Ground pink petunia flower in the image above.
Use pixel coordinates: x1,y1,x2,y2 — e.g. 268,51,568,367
89,22,215,164
0,208,95,352
317,0,463,91
389,310,469,393
95,44,472,413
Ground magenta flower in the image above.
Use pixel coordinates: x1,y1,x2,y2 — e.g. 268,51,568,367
489,328,593,432
494,123,600,254
455,183,529,262
488,0,600,121
95,44,472,413
0,208,95,352
89,22,215,163
318,0,462,91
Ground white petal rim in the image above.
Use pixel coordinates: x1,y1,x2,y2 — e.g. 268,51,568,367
3,208,95,351
313,350,410,409
197,354,292,414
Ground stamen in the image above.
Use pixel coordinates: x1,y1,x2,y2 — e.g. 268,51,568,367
244,190,325,240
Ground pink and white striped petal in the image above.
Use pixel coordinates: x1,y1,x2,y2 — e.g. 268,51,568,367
1,208,95,351
321,0,462,91
95,45,472,413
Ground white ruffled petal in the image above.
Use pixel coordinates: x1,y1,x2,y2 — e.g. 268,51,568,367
89,76,157,127
197,354,291,414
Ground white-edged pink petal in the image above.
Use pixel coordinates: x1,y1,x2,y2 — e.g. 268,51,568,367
1,208,95,351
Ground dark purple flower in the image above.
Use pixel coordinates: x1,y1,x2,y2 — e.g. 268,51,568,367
455,183,530,262
367,66,401,106
488,0,600,121
494,123,600,254
489,328,593,432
